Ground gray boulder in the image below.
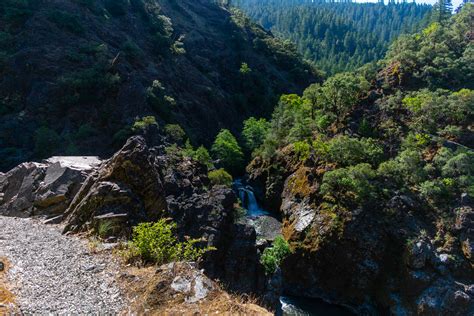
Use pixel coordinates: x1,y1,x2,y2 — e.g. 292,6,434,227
63,137,167,236
0,157,101,218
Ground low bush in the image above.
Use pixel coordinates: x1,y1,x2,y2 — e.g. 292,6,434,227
260,236,291,275
208,169,233,187
132,116,158,132
321,163,378,205
164,124,186,144
125,219,213,264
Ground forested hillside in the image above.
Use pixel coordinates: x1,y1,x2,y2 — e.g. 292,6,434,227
241,4,473,314
233,0,432,74
0,0,318,171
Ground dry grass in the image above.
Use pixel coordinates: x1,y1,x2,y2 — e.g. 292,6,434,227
0,257,17,314
117,263,271,316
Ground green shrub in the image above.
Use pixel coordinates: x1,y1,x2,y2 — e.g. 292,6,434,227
132,116,158,132
260,236,291,275
208,169,233,187
146,80,174,122
242,117,269,152
128,219,213,264
121,40,142,60
293,140,311,161
239,62,252,75
96,220,120,239
211,129,244,174
59,66,120,107
321,163,377,205
164,124,186,144
419,179,454,202
326,136,384,167
193,146,213,168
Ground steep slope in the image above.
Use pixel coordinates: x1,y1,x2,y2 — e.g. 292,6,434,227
0,0,319,171
247,5,473,315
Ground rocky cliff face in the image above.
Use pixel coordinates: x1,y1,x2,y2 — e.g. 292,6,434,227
0,0,319,171
248,151,474,315
0,136,272,301
61,136,267,295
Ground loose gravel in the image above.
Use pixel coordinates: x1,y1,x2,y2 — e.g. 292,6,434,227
0,216,125,314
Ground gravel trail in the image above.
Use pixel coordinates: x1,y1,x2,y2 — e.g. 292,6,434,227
0,216,125,314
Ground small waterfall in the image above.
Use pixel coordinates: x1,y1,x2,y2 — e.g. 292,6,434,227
233,179,270,217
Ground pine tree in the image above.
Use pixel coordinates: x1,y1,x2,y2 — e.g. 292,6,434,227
433,0,453,24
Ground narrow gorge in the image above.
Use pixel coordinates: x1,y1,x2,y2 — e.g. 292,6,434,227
0,0,473,315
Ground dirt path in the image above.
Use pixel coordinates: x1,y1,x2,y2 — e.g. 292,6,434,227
0,216,125,314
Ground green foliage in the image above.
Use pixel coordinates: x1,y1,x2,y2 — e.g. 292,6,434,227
241,117,270,152
378,149,427,186
314,72,370,120
239,62,252,75
384,5,474,90
233,0,431,75
146,80,175,122
164,124,186,144
183,141,214,168
96,220,119,239
211,129,244,174
326,136,384,167
208,168,233,187
252,5,473,221
293,140,311,161
260,236,291,275
193,146,214,168
321,163,378,206
402,89,473,136
128,219,213,264
132,116,158,132
260,72,369,156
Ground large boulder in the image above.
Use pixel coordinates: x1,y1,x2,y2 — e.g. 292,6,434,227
0,157,101,218
63,137,167,236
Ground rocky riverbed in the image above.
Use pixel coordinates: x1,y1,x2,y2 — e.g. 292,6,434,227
0,216,125,314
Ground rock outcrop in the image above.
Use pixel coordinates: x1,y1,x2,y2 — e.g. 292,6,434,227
0,157,101,218
248,158,474,315
63,137,167,236
1,136,270,303
56,136,268,297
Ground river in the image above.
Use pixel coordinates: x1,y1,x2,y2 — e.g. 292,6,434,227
233,179,355,316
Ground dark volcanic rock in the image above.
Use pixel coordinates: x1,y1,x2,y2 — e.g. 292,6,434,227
0,157,101,218
61,136,267,297
249,159,474,315
456,206,474,263
63,136,167,236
